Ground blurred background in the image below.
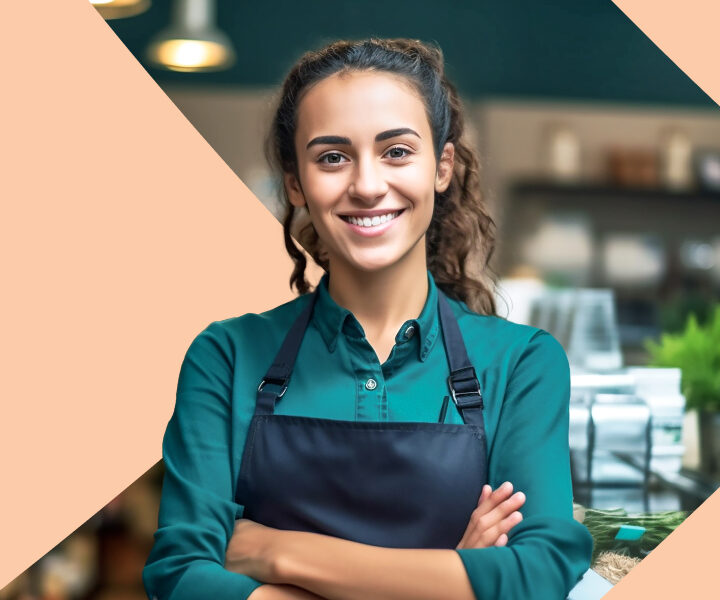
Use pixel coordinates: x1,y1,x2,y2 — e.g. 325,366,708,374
3,0,720,597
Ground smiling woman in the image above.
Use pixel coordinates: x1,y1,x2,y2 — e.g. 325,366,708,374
283,69,452,281
142,37,594,600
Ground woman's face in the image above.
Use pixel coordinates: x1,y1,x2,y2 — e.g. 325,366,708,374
285,70,454,274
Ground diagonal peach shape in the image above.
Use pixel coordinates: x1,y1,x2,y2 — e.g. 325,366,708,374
3,0,720,596
0,0,310,587
601,489,720,598
607,3,720,597
612,1,720,108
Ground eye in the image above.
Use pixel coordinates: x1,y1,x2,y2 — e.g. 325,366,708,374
317,152,348,166
385,146,412,160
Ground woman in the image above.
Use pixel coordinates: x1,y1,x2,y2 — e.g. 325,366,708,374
143,38,594,600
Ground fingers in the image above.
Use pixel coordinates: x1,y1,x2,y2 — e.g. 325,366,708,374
456,482,513,548
487,508,524,546
456,484,498,549
456,482,524,549
480,484,491,503
465,509,524,550
460,485,527,549
476,484,491,507
499,508,524,534
456,484,500,549
494,533,508,547
472,481,515,521
481,481,513,510
486,490,525,526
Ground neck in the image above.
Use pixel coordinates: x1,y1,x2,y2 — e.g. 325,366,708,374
325,243,429,342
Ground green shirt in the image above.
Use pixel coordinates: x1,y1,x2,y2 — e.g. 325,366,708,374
143,269,594,600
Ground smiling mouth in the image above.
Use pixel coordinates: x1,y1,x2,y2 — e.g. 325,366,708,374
339,209,405,228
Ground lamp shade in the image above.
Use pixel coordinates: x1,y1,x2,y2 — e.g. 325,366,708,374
90,0,151,20
145,0,236,72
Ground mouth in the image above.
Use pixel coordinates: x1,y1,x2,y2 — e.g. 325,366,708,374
338,209,406,228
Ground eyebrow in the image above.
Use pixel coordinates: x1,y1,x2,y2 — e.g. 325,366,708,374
306,127,420,149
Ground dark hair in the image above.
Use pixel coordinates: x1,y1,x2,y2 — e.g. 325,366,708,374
264,37,498,315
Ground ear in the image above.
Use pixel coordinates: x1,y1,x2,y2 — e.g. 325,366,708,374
284,172,306,207
434,142,455,193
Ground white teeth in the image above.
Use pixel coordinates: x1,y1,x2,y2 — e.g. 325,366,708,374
344,211,400,227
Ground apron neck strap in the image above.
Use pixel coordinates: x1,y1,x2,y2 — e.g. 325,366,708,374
255,283,484,425
256,288,319,415
437,290,485,425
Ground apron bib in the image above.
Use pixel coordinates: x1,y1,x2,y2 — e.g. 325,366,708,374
235,286,488,549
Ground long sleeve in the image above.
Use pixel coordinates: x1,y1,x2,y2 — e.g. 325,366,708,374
142,322,263,600
455,329,594,600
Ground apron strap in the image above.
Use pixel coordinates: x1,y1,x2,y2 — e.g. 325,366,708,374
255,289,319,416
255,282,485,428
437,290,486,427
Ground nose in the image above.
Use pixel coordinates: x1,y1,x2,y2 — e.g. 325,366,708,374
348,154,389,203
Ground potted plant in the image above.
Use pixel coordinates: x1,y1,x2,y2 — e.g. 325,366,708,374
645,304,720,478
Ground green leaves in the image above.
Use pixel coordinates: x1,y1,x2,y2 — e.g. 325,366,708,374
645,304,720,411
582,507,687,563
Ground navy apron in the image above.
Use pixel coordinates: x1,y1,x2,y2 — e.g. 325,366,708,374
235,286,488,549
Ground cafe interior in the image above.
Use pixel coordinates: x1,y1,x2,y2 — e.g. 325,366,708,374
3,1,719,599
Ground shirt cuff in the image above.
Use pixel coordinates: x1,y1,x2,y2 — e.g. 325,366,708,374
144,559,264,600
454,517,594,600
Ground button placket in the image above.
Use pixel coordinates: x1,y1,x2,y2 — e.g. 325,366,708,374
359,372,384,420
347,334,386,421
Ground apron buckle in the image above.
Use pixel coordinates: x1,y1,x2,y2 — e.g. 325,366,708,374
447,367,484,409
258,376,289,399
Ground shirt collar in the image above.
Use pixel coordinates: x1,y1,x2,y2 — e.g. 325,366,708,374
311,269,440,362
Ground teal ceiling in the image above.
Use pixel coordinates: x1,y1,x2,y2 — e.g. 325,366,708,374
106,0,716,108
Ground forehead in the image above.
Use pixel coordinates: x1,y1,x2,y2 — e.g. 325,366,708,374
295,70,431,140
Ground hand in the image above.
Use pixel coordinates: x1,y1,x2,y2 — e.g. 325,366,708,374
455,481,525,549
225,518,284,584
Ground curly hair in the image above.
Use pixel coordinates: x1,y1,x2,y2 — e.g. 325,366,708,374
264,37,498,315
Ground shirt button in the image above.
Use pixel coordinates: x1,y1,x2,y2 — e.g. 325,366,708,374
365,378,377,390
404,325,415,339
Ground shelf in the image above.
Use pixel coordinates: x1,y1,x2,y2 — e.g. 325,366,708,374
509,177,720,203
614,451,719,506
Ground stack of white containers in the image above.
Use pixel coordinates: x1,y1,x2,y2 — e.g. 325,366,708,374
498,281,687,486
568,368,685,485
627,367,686,475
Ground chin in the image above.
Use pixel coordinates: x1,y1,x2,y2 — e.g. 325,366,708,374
335,252,389,271
349,261,394,273
347,253,408,274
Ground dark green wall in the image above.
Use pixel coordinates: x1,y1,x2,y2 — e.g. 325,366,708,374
107,0,715,108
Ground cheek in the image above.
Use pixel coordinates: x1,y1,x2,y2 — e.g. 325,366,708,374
391,163,437,208
303,169,347,207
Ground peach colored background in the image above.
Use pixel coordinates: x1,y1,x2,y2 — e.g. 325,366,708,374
0,0,717,596
612,1,720,108
605,2,720,596
0,0,318,587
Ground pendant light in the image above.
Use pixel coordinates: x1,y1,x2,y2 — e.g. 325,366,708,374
145,0,236,72
90,0,151,20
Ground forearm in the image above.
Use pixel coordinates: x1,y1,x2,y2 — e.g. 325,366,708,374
248,583,329,600
276,530,475,600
